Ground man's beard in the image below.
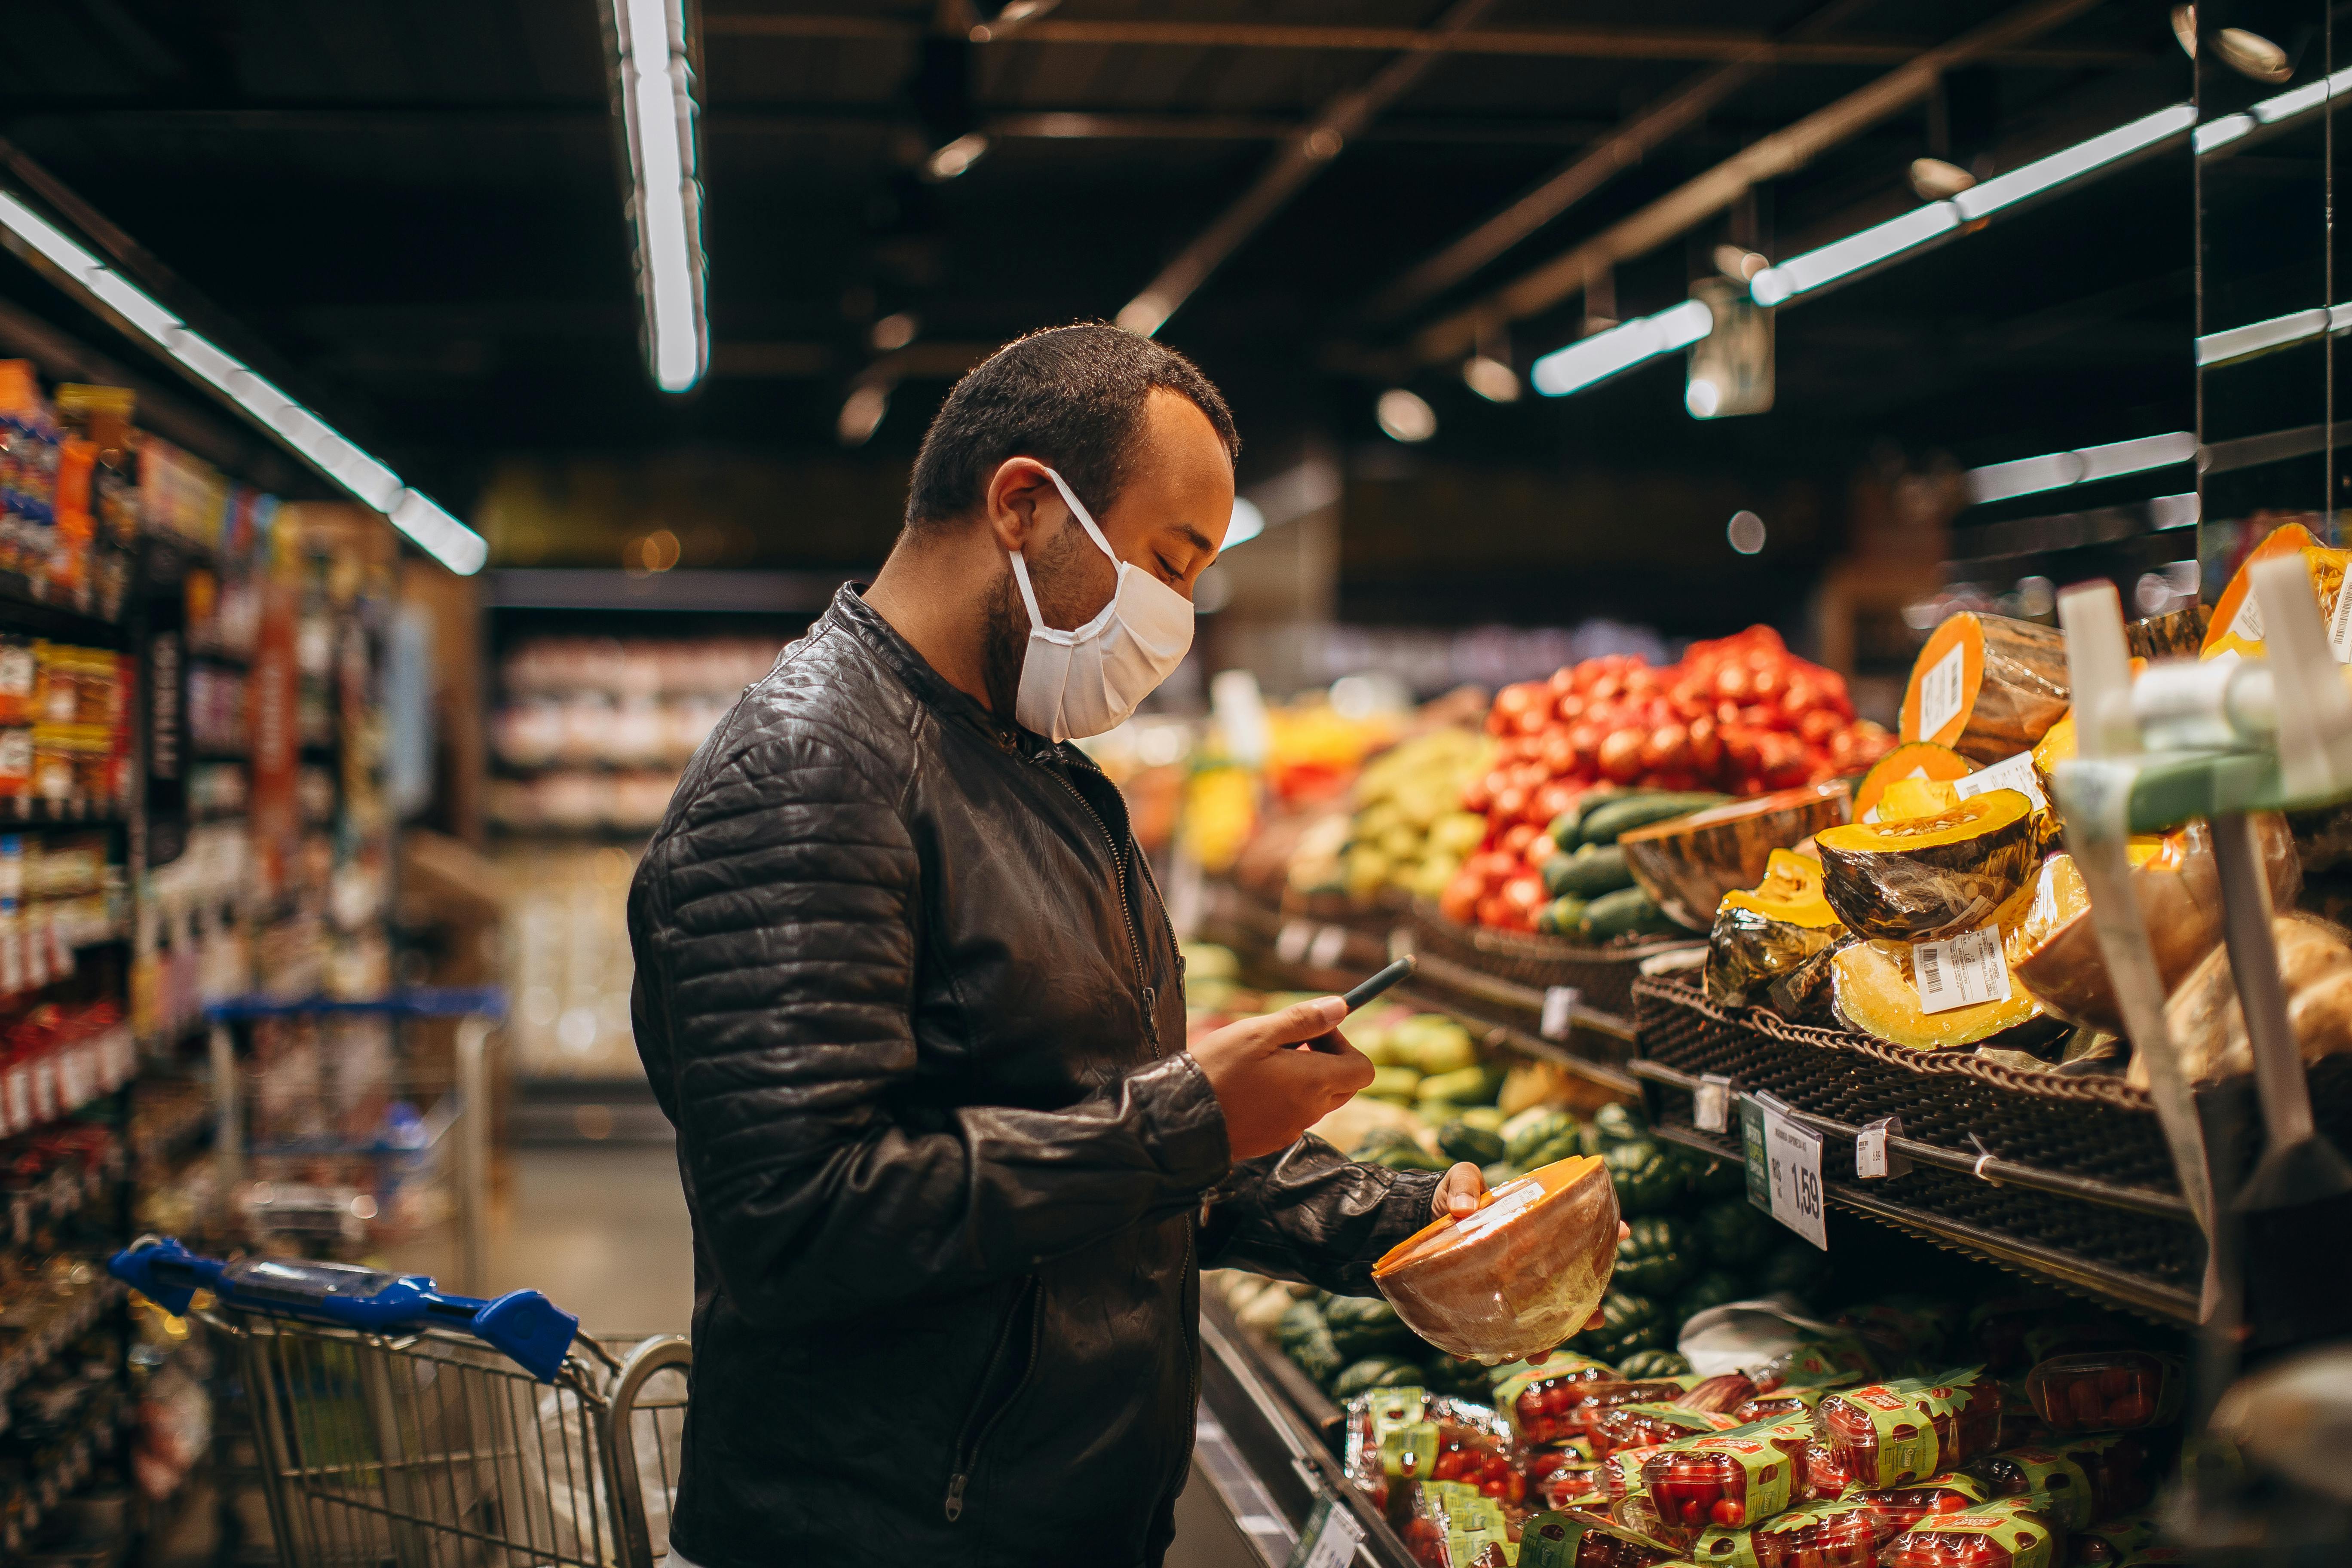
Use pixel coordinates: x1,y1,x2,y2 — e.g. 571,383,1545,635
980,562,1026,722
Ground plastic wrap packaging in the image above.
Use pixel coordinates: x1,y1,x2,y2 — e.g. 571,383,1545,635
1375,1155,1622,1363
1816,791,2041,942
1619,781,1853,933
1828,884,2055,1053
1880,1497,2061,1568
1847,1475,1989,1531
1528,1444,1609,1511
2012,818,2298,1032
1899,613,2071,764
1596,1403,1743,1455
2021,1352,2180,1435
1750,1497,1906,1568
2140,913,2352,1089
1346,1387,1516,1510
2202,521,2346,661
1506,1374,1704,1446
1813,1371,2000,1488
1966,1434,2150,1529
2066,1512,2156,1564
1400,1477,1520,1568
1703,848,1845,1007
1516,1508,1685,1568
1638,1414,1813,1529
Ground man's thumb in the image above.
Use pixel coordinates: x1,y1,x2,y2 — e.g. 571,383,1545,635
1262,994,1348,1043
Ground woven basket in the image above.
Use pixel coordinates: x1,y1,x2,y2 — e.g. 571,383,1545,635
1280,885,1401,938
1410,899,1698,1018
1629,975,2211,1295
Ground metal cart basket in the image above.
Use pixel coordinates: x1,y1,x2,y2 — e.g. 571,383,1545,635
224,1313,689,1568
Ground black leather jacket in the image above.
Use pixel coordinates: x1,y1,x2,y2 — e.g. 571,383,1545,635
628,585,1440,1568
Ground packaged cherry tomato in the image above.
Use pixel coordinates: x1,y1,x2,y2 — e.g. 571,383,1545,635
1801,1438,1854,1500
2022,1352,2179,1435
2068,1513,2156,1565
1965,1438,2149,1531
1349,1389,1513,1509
1502,1370,1698,1446
1750,1498,1904,1568
1602,1444,1669,1504
1813,1370,1999,1486
1967,1296,2067,1373
1599,1403,1744,1455
1847,1474,1988,1531
1735,1380,1854,1426
1400,1480,1491,1568
1517,1508,1685,1568
1528,1444,1607,1511
1880,1498,2061,1568
1641,1415,1813,1531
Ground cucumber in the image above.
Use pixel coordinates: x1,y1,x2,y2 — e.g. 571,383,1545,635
1546,787,1631,849
1535,895,1586,936
1583,885,1679,941
1576,791,1731,846
1544,843,1634,898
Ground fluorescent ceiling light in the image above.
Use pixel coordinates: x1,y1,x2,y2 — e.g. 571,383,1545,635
0,186,490,574
2254,76,2330,122
611,0,707,393
1530,298,1713,398
1224,496,1265,548
1750,203,1959,308
1963,431,2197,505
2196,303,2352,366
1953,104,2196,220
2195,113,2255,152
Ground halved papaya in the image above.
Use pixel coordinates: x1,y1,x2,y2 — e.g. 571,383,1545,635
1816,790,2040,942
1853,740,1974,823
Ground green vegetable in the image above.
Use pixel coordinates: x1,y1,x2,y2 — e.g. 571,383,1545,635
1758,1241,1827,1301
1438,1120,1506,1165
1574,1290,1669,1363
1582,885,1679,941
1365,1142,1453,1173
1581,1102,1648,1153
1534,895,1587,936
1420,1354,1492,1400
1677,1270,1748,1318
1679,1149,1747,1200
1396,1015,1478,1075
1546,787,1631,850
1332,1356,1424,1398
1324,1297,1415,1360
1278,1300,1344,1387
1577,791,1731,847
1455,1106,1507,1133
1504,1111,1576,1167
1349,1127,1420,1161
1523,1131,1583,1170
1617,1349,1692,1380
1602,1139,1682,1216
1614,1215,1699,1297
1544,842,1634,898
1480,1161,1519,1189
1417,1065,1497,1106
1365,1065,1422,1102
1697,1198,1779,1267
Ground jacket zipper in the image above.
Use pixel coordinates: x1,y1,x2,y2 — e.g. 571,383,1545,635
944,1275,1044,1522
1038,760,1159,1048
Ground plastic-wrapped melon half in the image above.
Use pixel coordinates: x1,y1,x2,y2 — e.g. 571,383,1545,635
1373,1154,1620,1363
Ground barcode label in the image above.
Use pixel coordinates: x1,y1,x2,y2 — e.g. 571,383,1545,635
1952,750,2047,811
2331,581,2352,662
2030,864,2059,930
1912,926,2010,1013
2232,590,2265,643
1915,642,1967,741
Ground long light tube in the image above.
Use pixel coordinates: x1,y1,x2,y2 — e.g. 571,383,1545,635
1750,203,1961,308
1529,299,1713,398
612,0,707,393
0,190,489,575
1952,104,2197,220
2197,303,2352,367
1963,431,2197,505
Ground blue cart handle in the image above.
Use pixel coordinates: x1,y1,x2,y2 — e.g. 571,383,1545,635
110,1237,579,1383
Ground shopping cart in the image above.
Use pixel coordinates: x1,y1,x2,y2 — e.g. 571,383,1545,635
110,1237,690,1568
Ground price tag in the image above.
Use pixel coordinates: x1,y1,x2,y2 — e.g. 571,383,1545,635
2231,591,2265,643
1288,1493,1366,1568
1308,924,1350,970
1915,641,1967,741
1912,926,2009,1014
1743,1092,1828,1249
1540,985,1579,1041
1276,921,1313,964
1952,750,2047,812
1856,1115,1912,1180
1694,1073,1734,1133
2329,584,2352,662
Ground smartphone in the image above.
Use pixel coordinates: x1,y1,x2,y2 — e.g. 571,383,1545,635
1339,956,1417,1013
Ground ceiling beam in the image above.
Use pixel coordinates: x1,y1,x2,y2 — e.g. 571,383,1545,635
1117,0,1506,339
1365,0,1878,324
702,12,2138,68
1406,0,2110,368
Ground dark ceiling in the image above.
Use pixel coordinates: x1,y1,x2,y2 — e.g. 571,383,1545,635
0,0,2199,626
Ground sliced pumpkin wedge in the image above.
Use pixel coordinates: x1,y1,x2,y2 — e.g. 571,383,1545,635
1706,849,1846,1006
1830,883,2056,1052
1816,789,2040,942
1853,740,1974,823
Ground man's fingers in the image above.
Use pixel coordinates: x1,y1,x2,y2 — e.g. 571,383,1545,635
1434,1160,1486,1218
1252,995,1350,1047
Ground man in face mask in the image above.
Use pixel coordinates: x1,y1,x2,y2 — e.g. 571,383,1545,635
628,325,1501,1568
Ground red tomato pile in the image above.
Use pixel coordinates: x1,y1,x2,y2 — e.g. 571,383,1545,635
1442,627,1893,933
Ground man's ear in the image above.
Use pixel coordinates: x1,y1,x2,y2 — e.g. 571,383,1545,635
983,458,1065,554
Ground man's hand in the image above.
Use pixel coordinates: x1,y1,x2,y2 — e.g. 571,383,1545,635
1432,1163,1630,1337
1191,995,1375,1161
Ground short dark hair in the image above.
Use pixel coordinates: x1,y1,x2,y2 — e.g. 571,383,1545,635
905,323,1239,532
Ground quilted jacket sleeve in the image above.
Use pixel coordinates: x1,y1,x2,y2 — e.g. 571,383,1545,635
1197,1136,1443,1298
630,716,1232,1332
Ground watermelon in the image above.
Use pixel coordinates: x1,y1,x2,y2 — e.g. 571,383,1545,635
1758,1241,1828,1301
1575,1290,1670,1363
1277,1300,1344,1386
1324,1296,1416,1360
1439,1120,1507,1166
1617,1348,1693,1380
1614,1216,1699,1297
1602,1139,1682,1216
1677,1270,1748,1319
1697,1198,1779,1267
1332,1356,1424,1398
1579,1102,1648,1156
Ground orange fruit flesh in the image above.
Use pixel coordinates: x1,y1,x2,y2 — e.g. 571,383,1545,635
1376,1155,1602,1276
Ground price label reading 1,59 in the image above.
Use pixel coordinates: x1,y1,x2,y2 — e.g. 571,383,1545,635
1752,1092,1828,1250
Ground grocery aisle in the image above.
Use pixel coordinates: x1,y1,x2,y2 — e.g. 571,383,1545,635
487,1144,696,1335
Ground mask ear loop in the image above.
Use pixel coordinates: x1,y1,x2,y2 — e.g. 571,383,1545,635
1041,467,1121,563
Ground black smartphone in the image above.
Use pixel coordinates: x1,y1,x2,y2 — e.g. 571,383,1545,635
1338,956,1417,1013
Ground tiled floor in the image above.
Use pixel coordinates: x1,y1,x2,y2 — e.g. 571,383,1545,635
492,1143,1261,1567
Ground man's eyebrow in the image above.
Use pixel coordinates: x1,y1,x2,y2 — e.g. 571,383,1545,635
1171,524,1216,555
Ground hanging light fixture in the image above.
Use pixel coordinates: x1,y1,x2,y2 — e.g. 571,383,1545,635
607,0,708,392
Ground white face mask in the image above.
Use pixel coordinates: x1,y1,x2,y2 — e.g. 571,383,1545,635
1006,467,1196,742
